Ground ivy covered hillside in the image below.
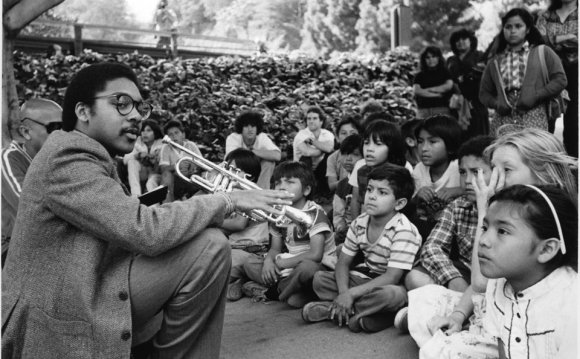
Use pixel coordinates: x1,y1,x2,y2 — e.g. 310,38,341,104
13,50,418,161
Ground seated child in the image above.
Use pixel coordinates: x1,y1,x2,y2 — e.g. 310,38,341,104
219,149,270,301
405,136,495,292
242,161,336,308
482,185,577,359
326,116,361,192
123,119,164,196
412,115,464,239
348,119,409,220
401,119,422,167
159,120,202,202
332,134,363,244
302,164,422,333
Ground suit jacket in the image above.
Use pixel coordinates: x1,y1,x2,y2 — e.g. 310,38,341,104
2,130,231,358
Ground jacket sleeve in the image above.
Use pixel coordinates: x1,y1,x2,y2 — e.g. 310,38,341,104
45,145,231,256
478,62,498,110
536,46,567,102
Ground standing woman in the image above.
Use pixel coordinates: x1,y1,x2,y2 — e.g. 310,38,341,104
536,0,578,157
479,8,567,136
413,46,455,120
447,29,489,137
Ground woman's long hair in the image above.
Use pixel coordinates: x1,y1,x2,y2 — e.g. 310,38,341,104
496,8,544,54
419,46,447,73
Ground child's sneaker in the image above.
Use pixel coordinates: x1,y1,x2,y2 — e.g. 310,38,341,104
394,307,409,333
226,279,243,301
301,301,332,323
241,281,268,302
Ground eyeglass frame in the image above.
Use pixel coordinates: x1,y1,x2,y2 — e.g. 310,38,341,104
91,93,152,120
22,117,63,134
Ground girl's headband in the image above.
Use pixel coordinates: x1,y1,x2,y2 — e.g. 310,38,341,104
525,185,566,254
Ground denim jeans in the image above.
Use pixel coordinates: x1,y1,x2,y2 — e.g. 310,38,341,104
129,228,231,359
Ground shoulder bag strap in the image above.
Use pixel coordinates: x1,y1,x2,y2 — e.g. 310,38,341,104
493,59,510,107
537,45,550,85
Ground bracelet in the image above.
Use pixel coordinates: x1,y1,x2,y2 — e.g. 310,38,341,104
451,309,468,321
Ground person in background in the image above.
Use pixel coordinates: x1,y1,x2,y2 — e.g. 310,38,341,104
293,106,335,200
414,46,454,119
225,110,281,189
401,119,422,167
536,0,578,156
154,0,178,52
1,98,62,266
447,29,489,137
326,116,362,192
124,119,164,196
332,134,363,245
159,120,202,202
479,8,567,137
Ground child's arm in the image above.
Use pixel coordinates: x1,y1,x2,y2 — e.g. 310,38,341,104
331,250,356,326
420,203,469,292
427,285,475,335
262,228,284,286
350,187,362,219
220,213,250,233
275,232,326,269
436,186,464,202
332,194,347,233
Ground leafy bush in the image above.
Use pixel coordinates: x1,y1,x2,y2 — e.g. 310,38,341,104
14,49,418,161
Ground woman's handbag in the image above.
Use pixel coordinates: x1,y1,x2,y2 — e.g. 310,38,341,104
538,45,570,123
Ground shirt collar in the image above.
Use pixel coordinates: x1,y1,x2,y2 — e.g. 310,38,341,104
507,41,530,54
357,212,402,231
503,266,576,301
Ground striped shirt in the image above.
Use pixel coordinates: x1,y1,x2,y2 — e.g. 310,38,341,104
1,141,33,240
270,200,336,261
342,212,422,275
484,266,578,359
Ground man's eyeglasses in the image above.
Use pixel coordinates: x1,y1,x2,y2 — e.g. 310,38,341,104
92,93,152,120
22,118,62,134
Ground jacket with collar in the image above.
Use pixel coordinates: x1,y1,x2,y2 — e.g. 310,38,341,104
479,44,567,115
2,130,231,358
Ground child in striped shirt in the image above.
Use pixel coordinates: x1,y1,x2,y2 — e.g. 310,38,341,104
302,163,422,333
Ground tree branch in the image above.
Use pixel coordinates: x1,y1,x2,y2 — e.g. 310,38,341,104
3,0,64,36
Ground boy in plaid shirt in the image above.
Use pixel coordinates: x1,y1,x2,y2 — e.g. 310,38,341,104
405,136,495,292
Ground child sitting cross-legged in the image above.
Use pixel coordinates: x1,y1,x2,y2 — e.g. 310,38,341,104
405,135,495,293
242,161,336,308
481,185,577,359
302,163,422,333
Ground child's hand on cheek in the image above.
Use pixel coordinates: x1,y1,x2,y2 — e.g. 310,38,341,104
473,167,505,214
416,187,436,202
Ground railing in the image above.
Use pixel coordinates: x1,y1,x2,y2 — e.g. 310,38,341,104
16,19,258,58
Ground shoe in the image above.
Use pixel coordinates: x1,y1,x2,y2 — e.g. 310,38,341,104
301,301,332,323
226,279,243,301
394,307,409,333
241,281,268,301
347,316,363,333
358,314,393,333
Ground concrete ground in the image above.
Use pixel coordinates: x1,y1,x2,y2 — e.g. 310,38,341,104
221,298,419,359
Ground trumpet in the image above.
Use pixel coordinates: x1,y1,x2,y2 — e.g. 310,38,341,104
161,135,318,231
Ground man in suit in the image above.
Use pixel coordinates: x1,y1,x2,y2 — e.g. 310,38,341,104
1,63,293,359
1,99,62,266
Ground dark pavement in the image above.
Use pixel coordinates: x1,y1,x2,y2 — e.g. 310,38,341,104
221,297,419,359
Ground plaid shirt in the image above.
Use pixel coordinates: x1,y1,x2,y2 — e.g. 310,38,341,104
537,8,578,65
419,197,477,285
500,41,530,91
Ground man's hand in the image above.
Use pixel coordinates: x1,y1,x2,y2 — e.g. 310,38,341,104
229,190,293,215
331,291,355,327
